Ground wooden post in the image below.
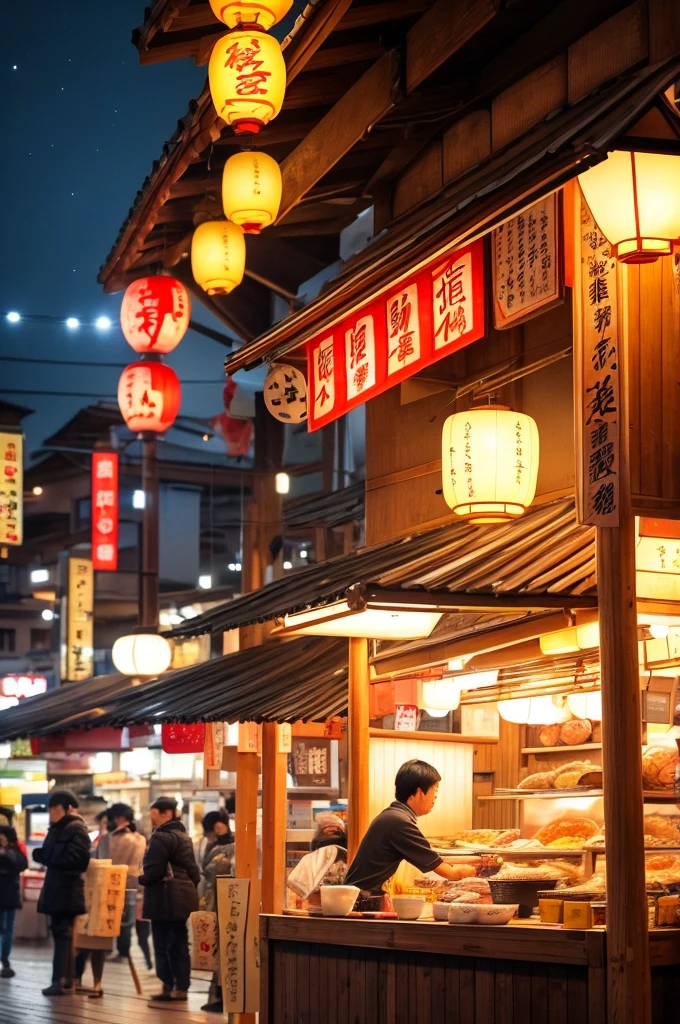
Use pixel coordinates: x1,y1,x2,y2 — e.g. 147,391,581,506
347,636,370,862
261,723,288,914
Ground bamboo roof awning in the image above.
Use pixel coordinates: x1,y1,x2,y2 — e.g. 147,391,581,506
168,495,597,639
0,637,348,741
283,480,365,529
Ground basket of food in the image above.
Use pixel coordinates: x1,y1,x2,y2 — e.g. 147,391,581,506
488,877,560,918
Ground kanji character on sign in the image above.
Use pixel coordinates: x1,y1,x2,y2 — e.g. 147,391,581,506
592,481,616,517
585,375,617,425
96,490,115,509
349,324,367,369
96,459,115,480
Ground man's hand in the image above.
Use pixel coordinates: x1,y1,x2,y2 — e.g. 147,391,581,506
433,862,476,882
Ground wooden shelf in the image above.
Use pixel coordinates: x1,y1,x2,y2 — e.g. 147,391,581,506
479,789,680,802
521,743,602,754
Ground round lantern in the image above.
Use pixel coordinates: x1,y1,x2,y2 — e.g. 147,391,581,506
117,362,181,434
208,29,286,134
222,151,282,233
498,695,567,726
162,723,206,754
441,406,539,523
112,631,173,676
209,0,293,32
578,151,680,263
191,220,246,296
263,364,307,422
120,276,190,354
421,679,461,713
567,690,602,721
424,707,449,718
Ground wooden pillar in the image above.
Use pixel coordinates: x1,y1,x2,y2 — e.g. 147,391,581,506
347,636,370,862
261,723,288,914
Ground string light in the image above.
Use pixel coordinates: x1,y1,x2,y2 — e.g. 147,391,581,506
66,317,80,329
6,312,20,323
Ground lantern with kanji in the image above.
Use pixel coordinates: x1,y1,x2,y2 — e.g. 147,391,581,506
578,151,680,263
118,362,181,434
209,0,293,30
264,364,307,422
191,220,246,295
441,406,539,523
208,29,286,134
222,151,281,233
120,276,191,353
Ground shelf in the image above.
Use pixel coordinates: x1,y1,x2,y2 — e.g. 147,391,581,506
521,743,602,754
479,789,680,802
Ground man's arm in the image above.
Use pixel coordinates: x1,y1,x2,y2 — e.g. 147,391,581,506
432,862,476,882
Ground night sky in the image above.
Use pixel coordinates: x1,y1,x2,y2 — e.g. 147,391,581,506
2,2,245,455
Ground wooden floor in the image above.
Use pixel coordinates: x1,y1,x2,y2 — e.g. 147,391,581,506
0,941,213,1024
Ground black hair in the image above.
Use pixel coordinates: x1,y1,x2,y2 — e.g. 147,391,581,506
150,796,178,815
108,803,134,823
224,794,235,815
311,827,347,852
0,826,18,844
95,809,109,823
48,789,79,811
394,759,441,804
202,810,230,835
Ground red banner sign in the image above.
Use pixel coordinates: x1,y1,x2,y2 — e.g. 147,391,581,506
306,239,485,431
92,452,119,571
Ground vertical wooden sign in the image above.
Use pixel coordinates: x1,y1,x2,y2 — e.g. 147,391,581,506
61,556,94,682
492,191,562,327
217,877,251,1015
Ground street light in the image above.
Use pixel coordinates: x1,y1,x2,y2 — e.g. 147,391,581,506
95,316,112,330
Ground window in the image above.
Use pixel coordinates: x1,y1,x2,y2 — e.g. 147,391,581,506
0,630,16,653
30,629,51,651
75,497,91,530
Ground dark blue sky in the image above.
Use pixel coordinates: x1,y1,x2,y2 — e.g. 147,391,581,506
1,2,244,454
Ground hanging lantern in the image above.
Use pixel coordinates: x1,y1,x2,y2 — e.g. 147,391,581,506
209,0,293,31
567,690,602,721
222,151,282,233
441,406,539,523
578,151,680,263
162,723,206,754
498,695,567,726
120,276,190,354
191,220,246,296
208,29,286,135
112,631,173,676
117,362,181,434
264,363,308,422
421,679,461,712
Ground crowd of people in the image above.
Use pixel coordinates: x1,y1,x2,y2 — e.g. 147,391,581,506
0,789,234,1010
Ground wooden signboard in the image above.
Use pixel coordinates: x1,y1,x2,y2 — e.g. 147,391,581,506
62,556,94,682
0,432,22,546
492,191,562,327
289,736,331,787
217,877,259,1014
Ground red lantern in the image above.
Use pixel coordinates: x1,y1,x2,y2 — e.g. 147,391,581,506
118,362,181,434
161,723,206,754
120,277,190,354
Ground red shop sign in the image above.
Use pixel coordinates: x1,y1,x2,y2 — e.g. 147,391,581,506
307,239,485,431
92,452,119,571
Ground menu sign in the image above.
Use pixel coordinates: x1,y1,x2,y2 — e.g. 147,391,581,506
492,192,562,327
63,557,94,682
92,452,118,571
307,240,485,430
217,877,250,1015
577,196,620,527
0,432,22,546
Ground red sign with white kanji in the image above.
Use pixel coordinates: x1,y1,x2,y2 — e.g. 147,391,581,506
92,452,119,571
307,239,485,430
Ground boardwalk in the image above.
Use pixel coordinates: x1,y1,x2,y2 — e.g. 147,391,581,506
0,941,212,1024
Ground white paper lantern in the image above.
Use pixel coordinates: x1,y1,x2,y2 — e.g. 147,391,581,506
112,632,172,676
264,364,308,423
441,406,539,523
421,678,461,712
498,695,567,726
424,707,450,718
567,690,602,721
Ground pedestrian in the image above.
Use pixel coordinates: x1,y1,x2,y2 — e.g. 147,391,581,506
139,796,200,1005
93,809,109,849
32,789,91,996
99,803,146,964
197,810,234,1014
0,826,28,978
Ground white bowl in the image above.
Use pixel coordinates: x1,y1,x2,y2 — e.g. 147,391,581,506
319,885,360,917
448,902,479,924
432,901,451,921
448,902,518,925
392,896,425,921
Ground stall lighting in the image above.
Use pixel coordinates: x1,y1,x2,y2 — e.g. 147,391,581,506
498,695,569,725
198,575,212,590
41,609,54,622
30,569,49,584
422,678,461,712
278,599,442,640
95,316,112,330
424,707,450,718
32,486,43,496
567,690,603,721
112,631,172,677
453,669,499,691
66,317,80,329
648,623,669,640
539,623,600,655
275,472,290,495
6,312,20,323
447,658,467,672
283,561,293,570
133,490,146,509
300,549,308,560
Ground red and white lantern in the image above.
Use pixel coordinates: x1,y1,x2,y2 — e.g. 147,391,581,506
118,362,181,434
120,276,190,354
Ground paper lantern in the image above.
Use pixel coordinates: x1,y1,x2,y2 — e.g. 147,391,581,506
424,707,450,718
112,632,173,676
222,151,281,233
442,406,539,523
209,0,293,30
120,277,190,354
264,364,308,422
209,29,286,134
567,691,602,721
118,362,181,434
191,220,246,296
540,622,600,655
498,695,567,726
421,679,461,712
162,723,206,754
453,670,499,691
579,151,680,263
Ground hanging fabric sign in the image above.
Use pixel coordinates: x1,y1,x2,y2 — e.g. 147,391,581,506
306,239,485,430
492,191,562,328
577,195,620,527
92,452,119,571
0,432,23,546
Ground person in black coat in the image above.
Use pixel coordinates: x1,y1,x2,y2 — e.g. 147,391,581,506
32,789,91,996
0,825,28,978
139,796,200,1005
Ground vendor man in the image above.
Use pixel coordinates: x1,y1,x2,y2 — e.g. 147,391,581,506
345,759,468,893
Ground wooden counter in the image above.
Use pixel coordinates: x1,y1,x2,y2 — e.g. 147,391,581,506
259,915,680,1023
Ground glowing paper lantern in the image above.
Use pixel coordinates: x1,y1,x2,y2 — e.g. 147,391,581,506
162,723,206,754
567,690,602,721
578,151,680,263
264,364,308,422
421,679,461,712
222,151,282,233
117,362,181,434
209,29,286,134
120,277,190,353
442,407,539,523
191,220,246,296
112,632,173,676
209,0,293,30
498,695,567,726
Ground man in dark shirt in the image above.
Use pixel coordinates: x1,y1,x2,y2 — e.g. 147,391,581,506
346,759,468,894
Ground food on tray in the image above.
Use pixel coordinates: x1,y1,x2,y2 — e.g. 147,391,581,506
534,816,600,846
506,839,544,850
554,759,600,778
490,830,521,847
555,768,602,789
583,833,606,849
641,746,680,789
518,771,557,790
494,864,564,881
646,854,680,888
441,829,504,847
643,814,680,842
538,724,562,747
518,760,601,792
545,837,586,850
560,719,593,745
432,878,492,905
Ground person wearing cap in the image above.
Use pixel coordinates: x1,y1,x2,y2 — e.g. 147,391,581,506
32,789,91,996
97,803,148,966
139,796,200,1005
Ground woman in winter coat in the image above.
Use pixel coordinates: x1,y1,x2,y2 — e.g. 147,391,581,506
0,826,28,978
197,810,234,1014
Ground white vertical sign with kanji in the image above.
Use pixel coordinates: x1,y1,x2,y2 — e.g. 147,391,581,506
432,250,474,350
386,283,421,377
311,335,335,423
345,314,376,400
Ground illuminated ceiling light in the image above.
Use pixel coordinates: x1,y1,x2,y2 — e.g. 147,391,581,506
112,630,172,677
300,549,308,560
95,316,112,330
32,486,43,496
275,472,290,495
575,621,600,650
424,707,450,718
498,695,568,726
539,628,579,655
648,623,669,640
447,658,467,672
179,605,199,619
203,434,211,442
30,569,49,584
442,406,539,523
276,597,442,640
283,560,293,570
567,690,603,721
578,151,680,263
234,562,242,571
6,312,20,323
222,151,282,233
133,490,146,509
66,317,80,329
198,575,212,590
421,678,461,712
41,609,54,622
453,669,499,691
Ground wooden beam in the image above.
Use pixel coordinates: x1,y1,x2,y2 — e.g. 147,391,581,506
347,636,370,863
305,40,385,71
405,0,496,94
339,0,429,29
261,723,288,914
